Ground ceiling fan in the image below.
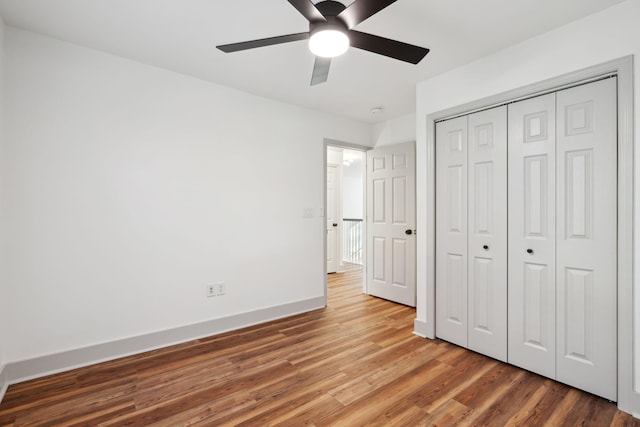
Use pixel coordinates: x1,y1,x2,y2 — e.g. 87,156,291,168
216,0,429,86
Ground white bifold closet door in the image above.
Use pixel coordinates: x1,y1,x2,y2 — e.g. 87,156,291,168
436,106,507,361
507,93,557,379
555,79,617,400
435,115,468,348
508,78,617,400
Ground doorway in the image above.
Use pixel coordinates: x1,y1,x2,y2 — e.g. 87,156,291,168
324,141,418,308
326,146,365,276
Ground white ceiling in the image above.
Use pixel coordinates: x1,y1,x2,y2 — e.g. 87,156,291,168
0,0,627,123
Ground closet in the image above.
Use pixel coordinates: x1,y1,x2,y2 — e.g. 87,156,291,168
435,77,617,401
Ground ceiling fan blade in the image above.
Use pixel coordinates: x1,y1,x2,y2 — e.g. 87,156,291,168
287,0,327,23
338,0,398,29
217,32,310,53
348,30,429,64
311,57,331,86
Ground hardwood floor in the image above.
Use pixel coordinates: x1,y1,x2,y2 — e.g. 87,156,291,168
1,269,638,426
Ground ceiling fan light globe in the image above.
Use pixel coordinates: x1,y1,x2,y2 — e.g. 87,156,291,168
309,29,349,58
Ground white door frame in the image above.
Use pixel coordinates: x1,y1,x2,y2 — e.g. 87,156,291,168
323,139,370,305
326,161,341,274
422,56,634,414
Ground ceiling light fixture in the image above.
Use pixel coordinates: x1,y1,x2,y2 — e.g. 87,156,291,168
309,25,349,58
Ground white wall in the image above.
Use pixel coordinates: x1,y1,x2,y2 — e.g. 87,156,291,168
373,113,416,147
416,0,640,415
2,27,372,368
0,15,8,400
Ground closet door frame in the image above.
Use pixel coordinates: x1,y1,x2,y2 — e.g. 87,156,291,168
423,56,635,414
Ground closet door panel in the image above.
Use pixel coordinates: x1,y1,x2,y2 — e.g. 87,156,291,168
436,116,468,347
556,78,617,400
467,106,507,362
508,94,557,379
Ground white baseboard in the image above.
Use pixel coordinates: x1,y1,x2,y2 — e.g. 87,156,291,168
0,363,8,403
4,296,325,387
0,364,7,403
413,319,432,339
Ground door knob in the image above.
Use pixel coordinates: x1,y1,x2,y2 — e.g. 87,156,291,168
405,229,413,235
527,249,534,254
483,245,489,250
332,223,338,227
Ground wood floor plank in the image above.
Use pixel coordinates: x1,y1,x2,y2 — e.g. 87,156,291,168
558,393,620,427
502,379,554,427
144,391,257,427
425,398,473,427
453,367,528,427
454,362,523,408
369,399,429,426
0,269,636,426
407,351,499,412
611,410,640,426
231,372,347,426
544,388,586,426
462,370,547,426
16,381,136,426
0,376,136,421
329,345,448,407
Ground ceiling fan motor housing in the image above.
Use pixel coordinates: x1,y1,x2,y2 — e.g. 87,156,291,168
310,1,348,33
314,1,347,20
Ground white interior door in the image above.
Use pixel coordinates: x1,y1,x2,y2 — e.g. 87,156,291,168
555,78,617,400
327,164,339,274
366,142,416,306
435,116,468,347
467,106,507,362
507,93,557,379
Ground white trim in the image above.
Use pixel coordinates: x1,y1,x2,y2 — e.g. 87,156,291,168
3,296,324,386
435,73,617,124
327,158,343,274
362,152,368,294
616,56,637,415
413,319,430,338
0,364,8,403
422,56,634,414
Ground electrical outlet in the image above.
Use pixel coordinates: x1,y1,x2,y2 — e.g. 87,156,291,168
206,285,216,298
216,282,226,296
